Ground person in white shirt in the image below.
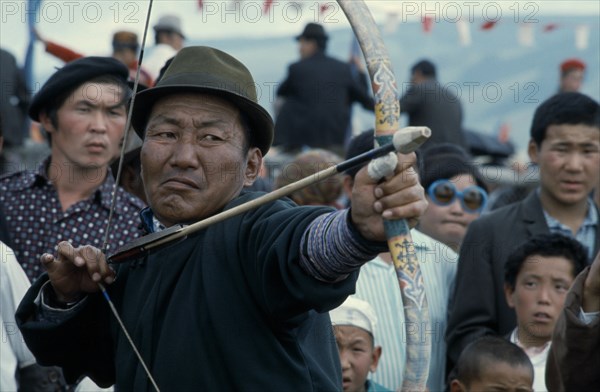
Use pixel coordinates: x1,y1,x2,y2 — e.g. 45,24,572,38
1,241,37,390
143,14,186,81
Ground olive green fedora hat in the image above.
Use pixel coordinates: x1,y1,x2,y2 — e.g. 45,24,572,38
132,46,274,155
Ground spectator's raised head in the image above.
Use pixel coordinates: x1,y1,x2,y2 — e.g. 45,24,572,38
29,56,131,164
275,149,343,208
504,233,586,348
450,336,533,392
417,143,487,252
330,296,382,392
530,92,599,147
132,46,273,156
112,31,139,53
153,14,185,50
411,59,436,83
528,92,600,209
296,23,328,58
133,46,273,227
559,58,586,93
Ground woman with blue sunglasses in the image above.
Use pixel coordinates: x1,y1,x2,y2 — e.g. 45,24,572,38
417,144,488,253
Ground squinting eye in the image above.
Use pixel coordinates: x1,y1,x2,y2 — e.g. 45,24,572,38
202,134,223,142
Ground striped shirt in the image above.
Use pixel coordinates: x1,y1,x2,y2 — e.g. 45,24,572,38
354,229,458,391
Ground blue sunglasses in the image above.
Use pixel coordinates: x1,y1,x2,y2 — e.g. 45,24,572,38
427,179,488,213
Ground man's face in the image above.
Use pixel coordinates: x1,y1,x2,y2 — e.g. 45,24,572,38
452,362,533,392
141,93,262,227
334,325,380,392
505,255,575,347
529,124,600,208
298,38,318,59
560,69,584,92
41,82,126,170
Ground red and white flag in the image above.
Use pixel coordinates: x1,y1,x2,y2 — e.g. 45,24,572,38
263,0,274,15
481,20,498,30
422,15,433,33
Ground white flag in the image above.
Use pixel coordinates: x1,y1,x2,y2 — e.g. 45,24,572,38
518,23,535,47
575,24,590,50
384,12,400,34
456,19,471,46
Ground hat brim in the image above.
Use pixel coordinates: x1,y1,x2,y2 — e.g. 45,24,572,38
153,26,186,40
131,85,273,155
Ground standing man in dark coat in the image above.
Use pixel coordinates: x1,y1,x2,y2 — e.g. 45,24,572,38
0,48,30,170
446,92,600,369
16,46,427,391
274,23,374,155
399,59,467,149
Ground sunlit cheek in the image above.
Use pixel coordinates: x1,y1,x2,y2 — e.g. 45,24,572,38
543,152,565,168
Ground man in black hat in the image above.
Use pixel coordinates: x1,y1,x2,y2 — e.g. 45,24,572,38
16,46,427,390
0,56,145,282
274,23,374,155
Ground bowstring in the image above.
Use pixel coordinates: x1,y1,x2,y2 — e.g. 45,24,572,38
102,0,154,254
98,1,160,391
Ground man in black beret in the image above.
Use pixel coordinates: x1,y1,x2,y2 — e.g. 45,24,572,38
16,46,428,391
0,56,145,282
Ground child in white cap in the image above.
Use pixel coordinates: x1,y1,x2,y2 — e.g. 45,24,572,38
330,296,391,392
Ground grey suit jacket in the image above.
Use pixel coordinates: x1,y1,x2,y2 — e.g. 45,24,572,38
445,191,599,365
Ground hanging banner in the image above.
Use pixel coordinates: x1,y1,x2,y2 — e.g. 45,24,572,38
456,18,472,46
575,24,590,50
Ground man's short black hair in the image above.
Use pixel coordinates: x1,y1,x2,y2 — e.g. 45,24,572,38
452,336,533,388
504,233,587,291
530,92,600,146
411,59,436,78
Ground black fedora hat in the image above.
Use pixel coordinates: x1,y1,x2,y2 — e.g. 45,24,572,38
295,23,328,41
131,46,273,155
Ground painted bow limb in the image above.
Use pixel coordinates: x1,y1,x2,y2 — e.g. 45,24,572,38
337,1,432,390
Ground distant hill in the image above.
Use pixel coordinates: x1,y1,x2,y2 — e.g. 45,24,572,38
198,15,599,155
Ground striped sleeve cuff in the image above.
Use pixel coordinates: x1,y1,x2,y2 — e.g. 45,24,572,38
299,209,388,282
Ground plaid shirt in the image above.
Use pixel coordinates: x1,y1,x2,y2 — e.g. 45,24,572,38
0,158,145,282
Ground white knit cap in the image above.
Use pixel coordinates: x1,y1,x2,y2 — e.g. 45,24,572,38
330,296,378,336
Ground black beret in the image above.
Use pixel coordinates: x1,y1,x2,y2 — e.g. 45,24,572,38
29,56,129,121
